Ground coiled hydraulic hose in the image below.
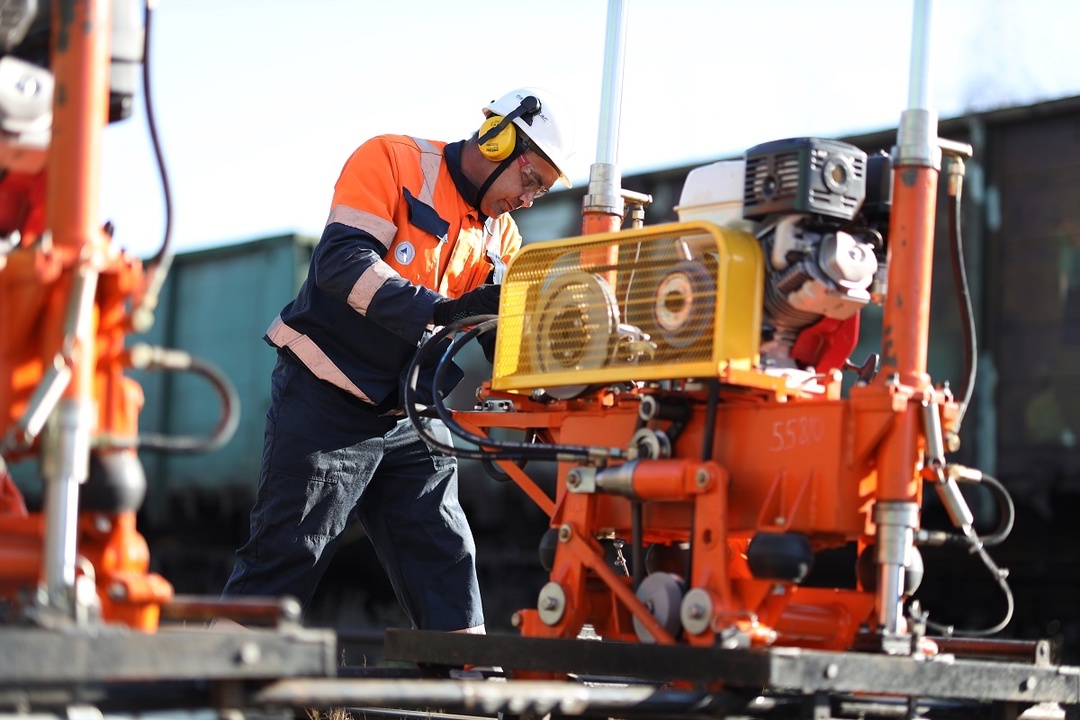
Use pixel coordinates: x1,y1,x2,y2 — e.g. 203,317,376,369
404,316,625,464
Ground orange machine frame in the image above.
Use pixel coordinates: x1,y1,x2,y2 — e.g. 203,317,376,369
444,84,953,655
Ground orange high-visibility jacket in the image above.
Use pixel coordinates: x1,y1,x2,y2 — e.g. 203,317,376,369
266,135,522,410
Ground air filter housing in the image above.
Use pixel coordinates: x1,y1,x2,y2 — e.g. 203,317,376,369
743,137,868,221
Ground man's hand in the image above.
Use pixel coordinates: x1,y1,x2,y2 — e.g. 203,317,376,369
432,284,501,326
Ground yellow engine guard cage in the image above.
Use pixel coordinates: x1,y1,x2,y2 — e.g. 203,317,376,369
491,221,765,393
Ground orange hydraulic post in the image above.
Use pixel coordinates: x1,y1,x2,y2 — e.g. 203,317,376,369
581,210,622,237
869,0,941,642
876,167,938,508
580,208,620,285
879,167,938,392
49,1,111,251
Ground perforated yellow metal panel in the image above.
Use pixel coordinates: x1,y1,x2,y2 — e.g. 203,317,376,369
491,221,764,393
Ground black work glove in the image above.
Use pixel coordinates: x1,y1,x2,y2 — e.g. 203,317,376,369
431,284,501,326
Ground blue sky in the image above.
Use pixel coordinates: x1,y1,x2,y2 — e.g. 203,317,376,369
98,0,1080,259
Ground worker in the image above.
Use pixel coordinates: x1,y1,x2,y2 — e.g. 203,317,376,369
221,88,575,634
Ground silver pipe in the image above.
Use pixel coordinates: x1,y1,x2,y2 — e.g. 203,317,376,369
584,0,629,217
40,265,99,613
874,501,919,640
1,354,70,455
40,400,93,605
895,0,939,168
596,0,627,166
906,0,933,112
256,677,725,716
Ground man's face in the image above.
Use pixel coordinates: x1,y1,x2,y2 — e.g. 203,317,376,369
481,151,560,218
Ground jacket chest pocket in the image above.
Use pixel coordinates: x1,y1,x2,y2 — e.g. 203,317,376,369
390,187,449,286
398,188,494,297
441,225,491,298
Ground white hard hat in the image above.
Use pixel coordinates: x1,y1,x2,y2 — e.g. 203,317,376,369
484,87,575,188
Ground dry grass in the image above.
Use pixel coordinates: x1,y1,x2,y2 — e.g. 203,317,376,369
306,707,353,720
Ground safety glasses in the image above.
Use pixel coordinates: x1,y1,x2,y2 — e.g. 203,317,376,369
517,154,552,199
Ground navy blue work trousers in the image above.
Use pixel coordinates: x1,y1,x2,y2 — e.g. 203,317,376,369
222,350,484,631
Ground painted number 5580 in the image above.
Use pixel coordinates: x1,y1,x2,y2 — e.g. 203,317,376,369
769,417,825,452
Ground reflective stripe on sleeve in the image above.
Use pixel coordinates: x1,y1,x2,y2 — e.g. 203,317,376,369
326,204,397,249
265,316,376,404
348,260,399,315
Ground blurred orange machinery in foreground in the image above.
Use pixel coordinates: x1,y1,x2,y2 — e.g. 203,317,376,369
0,0,171,630
0,0,235,632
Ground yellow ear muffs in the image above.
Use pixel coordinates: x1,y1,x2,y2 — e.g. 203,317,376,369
478,115,517,161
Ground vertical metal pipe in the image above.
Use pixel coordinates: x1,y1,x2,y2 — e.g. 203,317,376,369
582,0,629,236
874,501,919,638
881,0,940,399
873,0,940,641
894,0,940,173
906,0,933,113
595,0,627,167
41,268,99,608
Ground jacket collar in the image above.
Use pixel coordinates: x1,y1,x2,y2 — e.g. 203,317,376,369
444,140,487,222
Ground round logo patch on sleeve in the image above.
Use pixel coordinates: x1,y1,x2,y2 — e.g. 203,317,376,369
394,241,416,265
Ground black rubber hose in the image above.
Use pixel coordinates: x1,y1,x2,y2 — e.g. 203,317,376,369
924,535,1014,638
133,0,176,324
431,320,624,462
975,473,1015,548
946,168,977,433
404,316,623,463
408,317,562,461
128,345,240,454
921,473,1016,638
921,472,1015,551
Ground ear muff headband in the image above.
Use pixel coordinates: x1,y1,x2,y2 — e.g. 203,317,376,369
477,95,541,162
